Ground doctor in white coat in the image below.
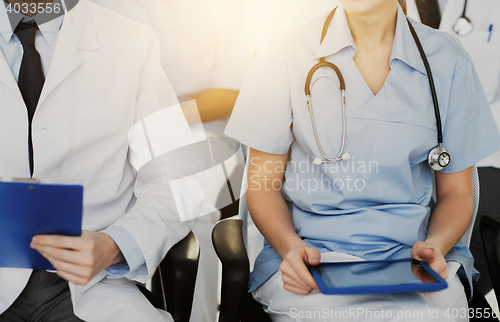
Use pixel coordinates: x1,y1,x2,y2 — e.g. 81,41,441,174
86,1,253,321
0,0,201,321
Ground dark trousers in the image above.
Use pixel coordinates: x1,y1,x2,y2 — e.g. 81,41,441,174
0,270,85,322
470,167,500,296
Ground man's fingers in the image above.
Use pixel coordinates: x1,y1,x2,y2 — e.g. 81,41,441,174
35,254,92,285
50,258,94,280
37,250,94,279
56,270,92,286
31,235,84,250
33,245,94,267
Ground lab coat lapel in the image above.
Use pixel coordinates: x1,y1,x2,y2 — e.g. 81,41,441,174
38,0,100,108
0,49,22,101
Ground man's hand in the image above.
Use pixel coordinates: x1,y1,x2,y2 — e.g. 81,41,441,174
279,246,320,295
30,230,125,285
411,240,448,279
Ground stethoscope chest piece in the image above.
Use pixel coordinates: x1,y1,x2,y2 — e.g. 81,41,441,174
453,17,473,36
428,144,451,171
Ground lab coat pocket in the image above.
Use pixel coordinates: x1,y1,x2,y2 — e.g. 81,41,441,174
63,102,135,180
461,29,500,102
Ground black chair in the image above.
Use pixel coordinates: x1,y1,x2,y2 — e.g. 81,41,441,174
480,214,500,310
468,281,497,321
212,218,271,322
137,231,200,322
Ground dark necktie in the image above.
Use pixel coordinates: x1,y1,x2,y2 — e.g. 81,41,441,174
415,0,442,29
15,21,45,177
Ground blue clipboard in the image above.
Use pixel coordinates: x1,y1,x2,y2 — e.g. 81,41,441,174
309,258,447,295
0,181,83,270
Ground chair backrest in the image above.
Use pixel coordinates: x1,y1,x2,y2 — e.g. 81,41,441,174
480,215,500,309
213,219,274,322
239,155,265,273
239,154,480,273
151,231,200,322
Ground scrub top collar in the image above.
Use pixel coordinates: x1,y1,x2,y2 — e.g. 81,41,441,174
0,1,64,46
314,3,427,76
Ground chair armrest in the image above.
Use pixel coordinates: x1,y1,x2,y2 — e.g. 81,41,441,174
152,231,200,322
480,214,500,310
212,219,250,322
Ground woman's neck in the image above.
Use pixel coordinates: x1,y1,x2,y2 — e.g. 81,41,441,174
345,2,398,50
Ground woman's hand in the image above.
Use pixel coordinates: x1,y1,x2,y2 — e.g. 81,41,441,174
279,245,321,295
411,240,447,279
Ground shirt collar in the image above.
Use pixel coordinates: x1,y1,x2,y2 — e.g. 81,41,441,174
314,4,427,75
314,5,354,60
0,1,64,46
390,4,427,75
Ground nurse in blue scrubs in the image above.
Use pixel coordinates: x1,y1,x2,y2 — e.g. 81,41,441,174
225,0,500,320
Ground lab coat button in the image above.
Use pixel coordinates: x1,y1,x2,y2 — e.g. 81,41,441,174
13,124,24,135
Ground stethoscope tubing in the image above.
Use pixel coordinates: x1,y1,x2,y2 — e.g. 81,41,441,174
453,0,473,36
305,7,447,168
461,0,469,19
307,90,346,162
406,19,444,144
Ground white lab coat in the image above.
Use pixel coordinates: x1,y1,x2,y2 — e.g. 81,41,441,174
0,1,201,321
86,1,252,321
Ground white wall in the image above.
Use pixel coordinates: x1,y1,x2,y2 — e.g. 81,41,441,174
245,0,340,52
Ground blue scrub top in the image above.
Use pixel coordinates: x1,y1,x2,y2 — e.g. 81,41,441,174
224,4,500,298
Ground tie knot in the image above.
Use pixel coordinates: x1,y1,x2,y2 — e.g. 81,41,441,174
14,21,39,46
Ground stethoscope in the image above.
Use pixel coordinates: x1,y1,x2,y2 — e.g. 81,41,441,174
453,0,473,36
306,8,451,171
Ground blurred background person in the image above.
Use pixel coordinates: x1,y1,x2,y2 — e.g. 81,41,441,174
407,0,500,302
89,0,252,321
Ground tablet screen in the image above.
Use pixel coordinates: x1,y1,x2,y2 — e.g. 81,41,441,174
310,259,446,294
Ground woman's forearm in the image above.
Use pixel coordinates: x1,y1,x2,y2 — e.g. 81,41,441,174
246,149,306,259
426,167,474,256
425,193,473,256
247,188,306,259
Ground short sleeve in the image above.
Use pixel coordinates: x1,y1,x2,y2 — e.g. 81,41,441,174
440,58,500,173
224,38,293,155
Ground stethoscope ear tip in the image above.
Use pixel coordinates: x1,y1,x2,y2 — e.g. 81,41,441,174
341,153,351,161
314,158,323,165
